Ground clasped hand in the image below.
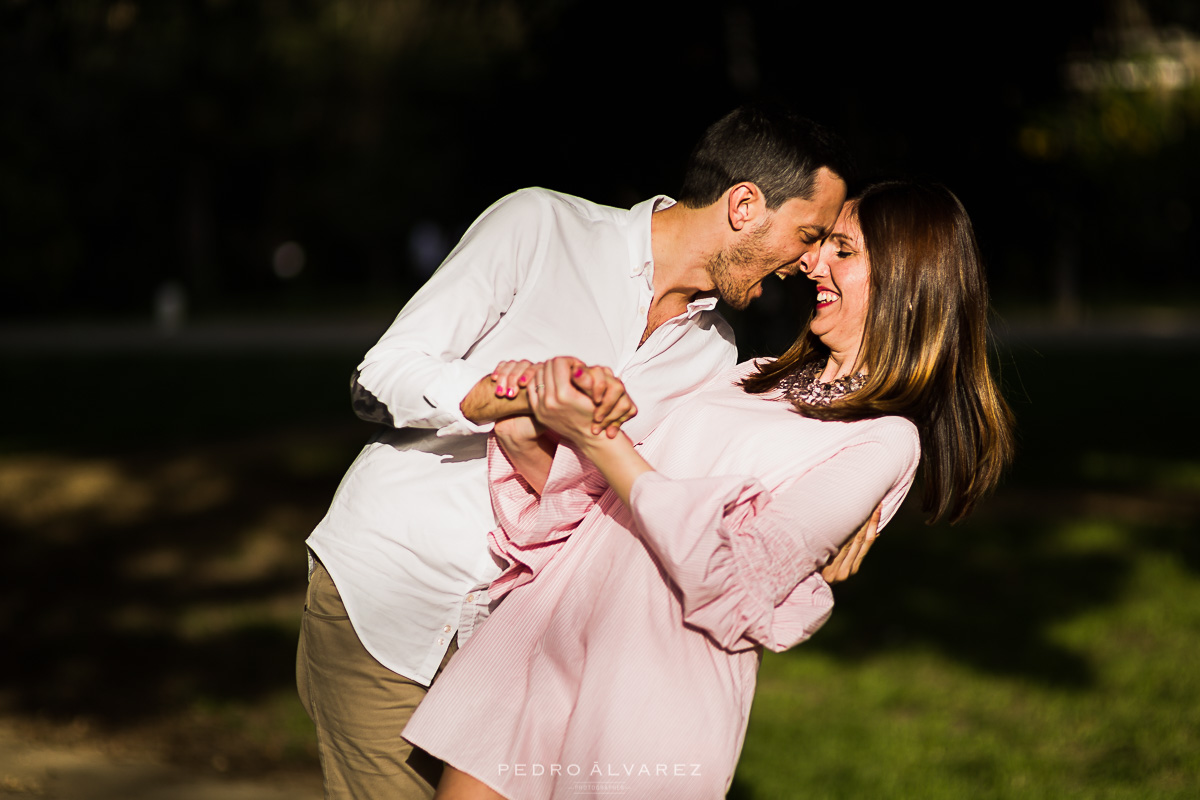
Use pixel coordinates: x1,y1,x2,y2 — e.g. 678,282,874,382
490,356,636,442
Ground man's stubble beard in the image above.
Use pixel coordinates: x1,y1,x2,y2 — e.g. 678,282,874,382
703,221,774,311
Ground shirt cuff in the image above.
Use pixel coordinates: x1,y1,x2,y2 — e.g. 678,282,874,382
424,360,495,436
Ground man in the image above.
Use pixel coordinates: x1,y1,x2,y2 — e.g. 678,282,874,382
297,105,853,799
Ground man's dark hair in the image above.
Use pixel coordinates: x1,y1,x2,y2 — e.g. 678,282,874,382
677,104,856,209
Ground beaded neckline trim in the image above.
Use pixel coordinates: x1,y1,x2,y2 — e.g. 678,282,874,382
775,360,866,406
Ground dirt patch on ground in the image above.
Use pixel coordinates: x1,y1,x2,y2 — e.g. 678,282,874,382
0,718,322,799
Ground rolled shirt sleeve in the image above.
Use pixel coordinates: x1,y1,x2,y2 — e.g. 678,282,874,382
422,360,496,436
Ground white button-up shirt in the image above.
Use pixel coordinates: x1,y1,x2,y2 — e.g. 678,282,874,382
306,188,736,685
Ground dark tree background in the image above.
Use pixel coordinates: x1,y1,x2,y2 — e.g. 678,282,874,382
2,0,1197,323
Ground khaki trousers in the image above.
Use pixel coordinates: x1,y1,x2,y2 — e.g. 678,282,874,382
297,559,458,800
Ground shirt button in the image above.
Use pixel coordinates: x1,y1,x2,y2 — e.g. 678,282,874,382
443,624,452,633
466,594,475,603
437,637,445,646
638,306,647,316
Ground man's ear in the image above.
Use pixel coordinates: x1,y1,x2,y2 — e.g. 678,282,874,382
726,182,766,232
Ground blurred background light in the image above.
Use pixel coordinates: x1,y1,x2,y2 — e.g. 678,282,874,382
272,241,306,280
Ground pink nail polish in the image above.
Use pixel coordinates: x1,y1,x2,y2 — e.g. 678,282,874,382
574,368,583,378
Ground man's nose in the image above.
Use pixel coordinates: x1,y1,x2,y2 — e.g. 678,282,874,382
804,251,829,279
798,247,817,275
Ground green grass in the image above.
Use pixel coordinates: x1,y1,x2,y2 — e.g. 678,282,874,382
735,534,1200,799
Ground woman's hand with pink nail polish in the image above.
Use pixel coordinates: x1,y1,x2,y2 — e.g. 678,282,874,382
490,359,540,401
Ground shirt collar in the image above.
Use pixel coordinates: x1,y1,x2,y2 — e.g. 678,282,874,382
628,195,675,286
628,195,718,318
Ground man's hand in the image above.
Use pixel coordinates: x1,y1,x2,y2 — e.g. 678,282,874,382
570,364,638,437
461,366,535,425
821,504,881,584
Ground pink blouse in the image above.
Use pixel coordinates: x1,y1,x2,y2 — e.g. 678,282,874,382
404,363,921,799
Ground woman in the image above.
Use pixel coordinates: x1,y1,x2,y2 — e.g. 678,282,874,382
404,181,1015,799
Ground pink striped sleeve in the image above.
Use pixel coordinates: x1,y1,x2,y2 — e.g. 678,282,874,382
629,429,919,652
487,436,609,599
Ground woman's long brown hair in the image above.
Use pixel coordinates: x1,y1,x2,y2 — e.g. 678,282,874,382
742,181,1015,523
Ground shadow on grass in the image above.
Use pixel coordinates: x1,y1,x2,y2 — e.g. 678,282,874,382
0,423,367,733
804,503,1122,686
726,775,756,800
